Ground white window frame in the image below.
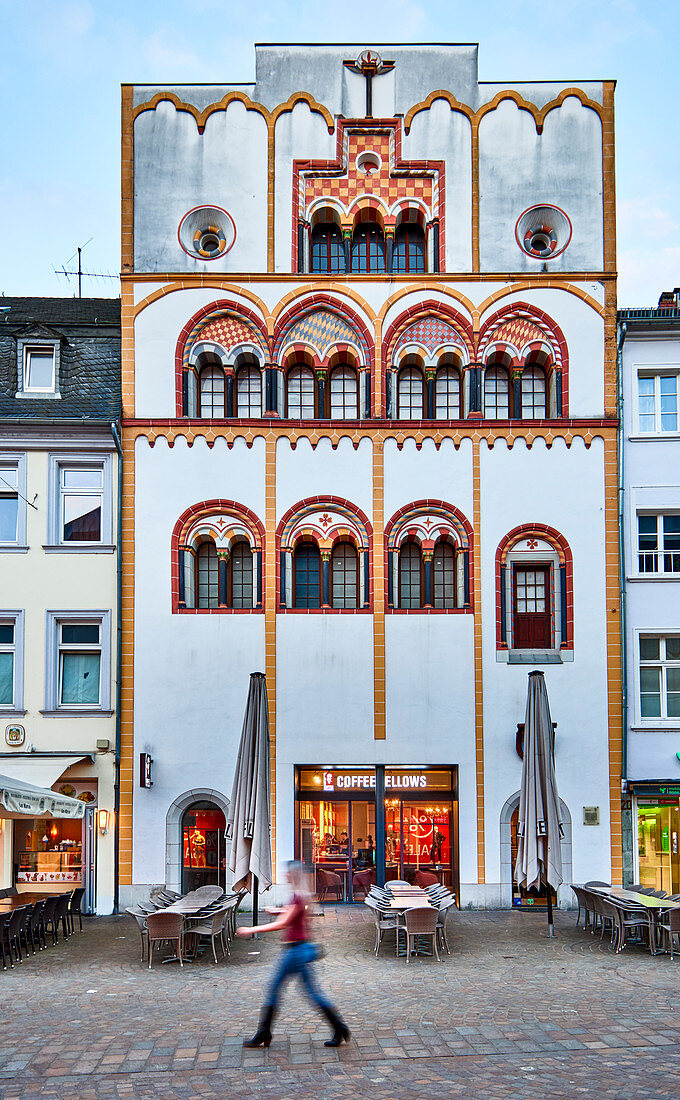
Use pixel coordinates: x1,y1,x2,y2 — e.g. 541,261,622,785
16,338,60,398
43,610,112,716
46,453,113,551
0,453,28,551
637,512,680,575
0,611,25,714
636,368,680,434
635,633,680,726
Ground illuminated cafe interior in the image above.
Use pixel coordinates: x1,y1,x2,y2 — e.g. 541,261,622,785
296,766,459,903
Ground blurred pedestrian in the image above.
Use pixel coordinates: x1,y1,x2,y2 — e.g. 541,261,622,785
236,861,350,1048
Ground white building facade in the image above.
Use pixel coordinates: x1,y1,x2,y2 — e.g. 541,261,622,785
119,44,622,908
0,298,121,914
620,292,680,893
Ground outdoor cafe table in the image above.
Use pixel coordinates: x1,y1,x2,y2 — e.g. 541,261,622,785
590,886,680,954
380,885,435,956
0,890,72,911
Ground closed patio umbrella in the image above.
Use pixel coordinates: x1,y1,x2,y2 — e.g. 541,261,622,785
514,670,563,936
226,672,272,927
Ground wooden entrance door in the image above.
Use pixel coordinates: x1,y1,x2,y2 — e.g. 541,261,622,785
513,566,551,648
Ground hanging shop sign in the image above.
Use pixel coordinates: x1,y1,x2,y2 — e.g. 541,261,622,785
139,753,153,788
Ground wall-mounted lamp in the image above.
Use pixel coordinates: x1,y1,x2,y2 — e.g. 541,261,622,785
98,809,110,836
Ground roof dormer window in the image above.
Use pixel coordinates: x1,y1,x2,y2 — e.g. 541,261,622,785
16,335,61,398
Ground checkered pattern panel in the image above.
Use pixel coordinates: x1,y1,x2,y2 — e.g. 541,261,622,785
280,310,369,360
305,129,434,211
394,319,466,356
491,319,547,350
197,315,266,353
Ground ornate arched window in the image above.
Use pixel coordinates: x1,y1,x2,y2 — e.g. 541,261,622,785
521,366,546,418
172,500,264,613
351,223,385,273
399,541,422,608
329,365,358,419
484,366,511,419
398,366,424,419
294,543,321,609
433,541,456,608
236,363,262,417
435,366,461,419
277,498,372,612
496,525,573,653
331,542,358,608
393,224,426,274
196,541,219,608
386,501,473,612
198,365,225,418
286,364,316,419
311,224,345,274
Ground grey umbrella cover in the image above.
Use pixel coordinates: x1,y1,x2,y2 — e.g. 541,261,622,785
514,671,563,893
226,673,273,892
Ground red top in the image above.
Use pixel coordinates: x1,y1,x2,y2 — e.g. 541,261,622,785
282,893,309,944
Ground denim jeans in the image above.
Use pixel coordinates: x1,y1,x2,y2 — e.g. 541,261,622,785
264,942,331,1011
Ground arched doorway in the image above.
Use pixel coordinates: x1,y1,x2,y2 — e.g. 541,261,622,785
181,801,226,893
499,791,572,909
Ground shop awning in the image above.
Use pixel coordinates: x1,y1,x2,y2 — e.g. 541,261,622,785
0,774,86,819
0,755,92,791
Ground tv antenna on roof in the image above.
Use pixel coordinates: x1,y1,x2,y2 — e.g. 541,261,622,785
55,239,118,297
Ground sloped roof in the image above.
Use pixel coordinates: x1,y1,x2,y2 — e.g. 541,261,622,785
0,298,121,420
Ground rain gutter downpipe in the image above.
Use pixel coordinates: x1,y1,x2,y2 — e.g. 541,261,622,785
111,421,123,914
617,323,628,787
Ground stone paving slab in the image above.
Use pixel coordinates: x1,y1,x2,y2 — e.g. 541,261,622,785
2,907,680,1096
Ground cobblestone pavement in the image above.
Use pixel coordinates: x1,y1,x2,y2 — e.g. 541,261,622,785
2,906,680,1098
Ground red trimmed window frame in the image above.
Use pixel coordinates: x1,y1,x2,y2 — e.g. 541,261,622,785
384,498,474,614
171,499,265,615
495,523,573,650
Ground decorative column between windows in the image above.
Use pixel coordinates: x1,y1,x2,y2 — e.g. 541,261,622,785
255,548,263,609
559,563,567,646
387,549,394,608
320,548,331,608
280,550,289,607
499,564,507,644
422,542,434,608
384,222,395,275
555,369,563,417
512,368,522,420
425,368,436,420
467,361,483,418
362,550,370,608
264,363,279,417
427,218,440,272
385,371,394,419
225,367,235,419
217,549,230,607
316,369,328,419
363,368,371,420
462,549,470,608
178,551,186,608
342,226,352,273
297,219,310,273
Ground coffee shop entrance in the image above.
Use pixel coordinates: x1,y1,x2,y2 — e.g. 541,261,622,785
295,766,459,903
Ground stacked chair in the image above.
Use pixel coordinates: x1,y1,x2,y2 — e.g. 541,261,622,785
0,888,87,970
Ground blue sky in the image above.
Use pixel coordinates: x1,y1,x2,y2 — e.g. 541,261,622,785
0,0,677,305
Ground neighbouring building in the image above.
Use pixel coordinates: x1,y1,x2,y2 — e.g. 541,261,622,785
0,297,121,914
119,42,620,909
619,290,680,892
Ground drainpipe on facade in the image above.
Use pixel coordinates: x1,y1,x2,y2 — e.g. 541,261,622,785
111,421,123,913
617,322,630,885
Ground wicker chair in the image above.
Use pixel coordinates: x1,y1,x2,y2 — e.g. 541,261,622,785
68,888,86,934
414,870,439,888
185,905,231,963
146,911,184,968
0,911,11,969
397,907,440,963
5,908,26,964
364,896,398,957
316,867,343,902
657,906,680,960
126,907,150,963
27,900,46,953
352,869,376,900
434,895,457,954
41,897,59,946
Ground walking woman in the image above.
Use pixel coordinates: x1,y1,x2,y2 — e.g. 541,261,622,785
236,861,350,1048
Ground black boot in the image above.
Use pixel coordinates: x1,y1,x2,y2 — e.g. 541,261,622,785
322,1004,350,1046
243,1005,275,1048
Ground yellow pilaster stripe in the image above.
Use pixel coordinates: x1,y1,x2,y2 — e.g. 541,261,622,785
373,434,386,740
118,431,136,885
472,436,485,882
265,436,278,874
